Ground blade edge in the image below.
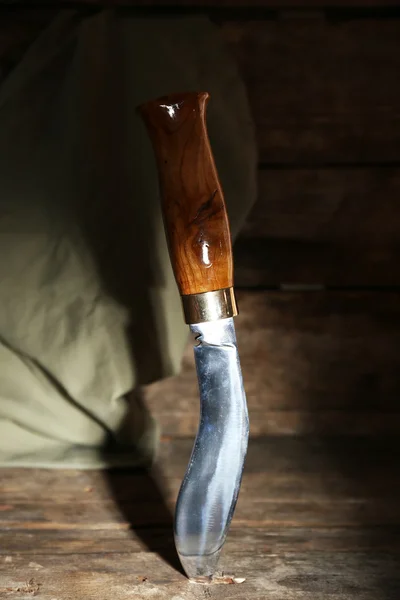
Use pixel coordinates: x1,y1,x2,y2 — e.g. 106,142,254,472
174,318,249,579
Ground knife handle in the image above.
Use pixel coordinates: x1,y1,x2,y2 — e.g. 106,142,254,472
138,91,237,324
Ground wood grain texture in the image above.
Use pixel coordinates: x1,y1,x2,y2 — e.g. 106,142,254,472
0,552,399,599
144,291,400,436
1,553,398,600
2,526,400,555
1,437,399,501
223,18,400,163
139,92,233,295
234,238,400,286
244,168,400,244
0,438,399,599
235,167,400,286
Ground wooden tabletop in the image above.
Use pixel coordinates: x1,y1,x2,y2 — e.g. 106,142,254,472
1,436,399,599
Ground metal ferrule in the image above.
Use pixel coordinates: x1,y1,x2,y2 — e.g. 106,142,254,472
181,287,238,324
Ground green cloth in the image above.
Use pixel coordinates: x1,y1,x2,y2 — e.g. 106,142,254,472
0,10,257,468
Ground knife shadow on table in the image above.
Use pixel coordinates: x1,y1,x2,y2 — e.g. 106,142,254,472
100,388,184,576
77,181,184,574
73,70,184,575
92,276,184,575
89,219,184,575
103,465,183,576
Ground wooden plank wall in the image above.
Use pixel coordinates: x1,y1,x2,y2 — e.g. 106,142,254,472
222,14,400,286
143,5,400,435
145,291,400,436
138,4,400,436
2,2,400,436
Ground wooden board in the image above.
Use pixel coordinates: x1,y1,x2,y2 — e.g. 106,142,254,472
234,167,400,286
1,552,399,599
144,291,400,437
0,437,399,599
2,525,400,555
223,17,400,164
234,238,400,286
243,168,400,244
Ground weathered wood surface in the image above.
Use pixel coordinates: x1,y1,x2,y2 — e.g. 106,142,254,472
223,17,400,164
1,553,399,599
235,167,400,285
2,525,400,554
244,168,400,244
1,437,399,599
144,291,400,437
234,238,400,286
229,17,400,286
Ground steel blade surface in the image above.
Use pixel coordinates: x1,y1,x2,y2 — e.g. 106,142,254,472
174,317,249,581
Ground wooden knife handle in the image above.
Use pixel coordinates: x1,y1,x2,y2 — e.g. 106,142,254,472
138,92,233,298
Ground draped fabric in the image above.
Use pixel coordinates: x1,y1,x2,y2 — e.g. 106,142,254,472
0,10,257,468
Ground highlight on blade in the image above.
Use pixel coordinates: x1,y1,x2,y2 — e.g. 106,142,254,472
173,318,249,581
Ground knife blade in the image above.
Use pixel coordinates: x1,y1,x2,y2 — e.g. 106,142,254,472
138,92,249,582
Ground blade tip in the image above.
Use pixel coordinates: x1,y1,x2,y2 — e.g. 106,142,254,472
188,576,213,585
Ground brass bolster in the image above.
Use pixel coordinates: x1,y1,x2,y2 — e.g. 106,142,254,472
181,288,238,324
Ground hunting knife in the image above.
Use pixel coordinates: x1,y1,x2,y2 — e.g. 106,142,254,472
138,92,249,583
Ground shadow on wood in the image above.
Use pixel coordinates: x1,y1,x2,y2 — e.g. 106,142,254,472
254,292,400,599
240,436,400,598
102,467,184,576
101,412,185,577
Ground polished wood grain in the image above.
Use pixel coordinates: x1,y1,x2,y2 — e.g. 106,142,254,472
139,92,233,296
